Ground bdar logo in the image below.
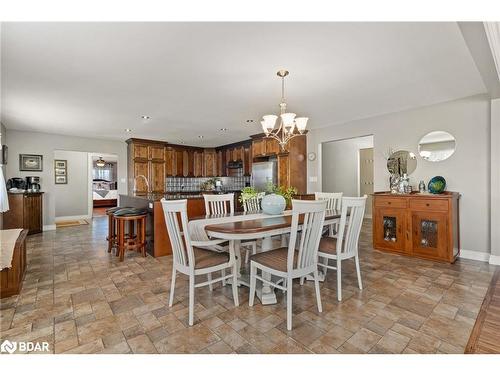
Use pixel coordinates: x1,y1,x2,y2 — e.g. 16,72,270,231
1,339,17,354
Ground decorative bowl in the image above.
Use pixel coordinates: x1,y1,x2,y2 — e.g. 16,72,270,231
261,193,286,215
428,176,446,194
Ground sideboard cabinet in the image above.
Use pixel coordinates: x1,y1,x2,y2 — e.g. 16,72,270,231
372,192,460,263
3,193,44,234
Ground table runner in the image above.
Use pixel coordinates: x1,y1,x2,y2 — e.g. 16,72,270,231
0,228,23,270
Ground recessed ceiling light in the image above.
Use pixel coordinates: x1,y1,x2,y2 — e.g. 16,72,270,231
125,128,132,132
178,140,186,144
141,115,151,120
198,135,204,139
219,128,228,132
246,119,254,123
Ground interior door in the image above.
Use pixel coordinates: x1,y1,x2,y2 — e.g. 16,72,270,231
359,147,374,216
411,211,448,260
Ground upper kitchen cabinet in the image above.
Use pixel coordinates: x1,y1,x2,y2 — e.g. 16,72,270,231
127,138,168,194
203,149,217,177
251,136,280,157
216,140,252,177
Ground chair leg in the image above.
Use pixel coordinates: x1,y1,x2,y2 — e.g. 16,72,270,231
337,258,342,302
169,268,176,307
249,263,257,306
231,264,239,306
221,269,226,286
188,276,195,326
207,273,213,291
245,249,250,264
355,255,363,290
286,277,293,331
322,257,329,277
313,270,323,313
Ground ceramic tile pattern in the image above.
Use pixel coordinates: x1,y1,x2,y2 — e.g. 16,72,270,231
0,217,497,354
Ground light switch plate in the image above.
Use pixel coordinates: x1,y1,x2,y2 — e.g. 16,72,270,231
149,203,153,209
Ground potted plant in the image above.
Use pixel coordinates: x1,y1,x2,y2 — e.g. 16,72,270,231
238,186,258,203
261,183,298,214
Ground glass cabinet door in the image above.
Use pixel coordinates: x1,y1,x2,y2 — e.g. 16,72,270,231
411,212,448,259
374,208,406,252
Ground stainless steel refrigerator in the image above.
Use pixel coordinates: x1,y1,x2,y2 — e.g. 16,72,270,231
251,160,277,191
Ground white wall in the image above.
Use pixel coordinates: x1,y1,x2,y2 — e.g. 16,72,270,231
308,94,491,255
54,150,88,219
322,135,373,196
5,130,127,228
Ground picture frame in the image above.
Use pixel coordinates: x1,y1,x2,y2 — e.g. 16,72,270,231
55,175,67,184
19,154,43,171
54,159,68,184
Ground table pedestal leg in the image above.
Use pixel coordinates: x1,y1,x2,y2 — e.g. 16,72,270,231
256,236,277,305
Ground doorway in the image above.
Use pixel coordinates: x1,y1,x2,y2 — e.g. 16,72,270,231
88,153,118,218
321,135,374,218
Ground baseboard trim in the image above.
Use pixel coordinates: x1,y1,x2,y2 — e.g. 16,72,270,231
55,215,91,223
43,225,56,231
460,249,490,262
489,255,500,265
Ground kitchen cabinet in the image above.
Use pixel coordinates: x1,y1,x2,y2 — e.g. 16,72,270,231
216,150,224,177
165,147,175,176
203,149,216,177
243,146,252,176
127,139,167,194
3,193,43,235
265,138,280,155
252,138,265,158
194,151,204,177
372,192,460,263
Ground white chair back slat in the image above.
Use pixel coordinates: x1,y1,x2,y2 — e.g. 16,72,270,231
335,196,367,257
204,193,234,215
243,192,265,212
288,199,327,272
161,199,195,268
315,192,343,211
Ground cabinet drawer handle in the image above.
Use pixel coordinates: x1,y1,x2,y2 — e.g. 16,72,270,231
426,203,430,207
387,202,391,205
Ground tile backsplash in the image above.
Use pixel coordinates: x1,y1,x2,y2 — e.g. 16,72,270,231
166,176,250,192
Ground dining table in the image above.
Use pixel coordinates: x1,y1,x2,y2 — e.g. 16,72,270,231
188,209,342,305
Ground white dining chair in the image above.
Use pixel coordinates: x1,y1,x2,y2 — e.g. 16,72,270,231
314,192,343,237
203,193,234,215
203,193,256,282
249,199,327,330
242,192,265,263
317,195,367,302
161,199,239,326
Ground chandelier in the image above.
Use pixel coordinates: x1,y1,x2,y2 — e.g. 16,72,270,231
260,70,308,151
95,157,106,168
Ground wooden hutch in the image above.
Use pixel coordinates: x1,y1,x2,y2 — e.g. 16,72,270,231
372,191,460,263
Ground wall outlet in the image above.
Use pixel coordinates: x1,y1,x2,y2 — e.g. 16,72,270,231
148,203,153,209
309,176,318,182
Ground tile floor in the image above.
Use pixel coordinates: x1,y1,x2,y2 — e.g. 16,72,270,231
0,217,497,354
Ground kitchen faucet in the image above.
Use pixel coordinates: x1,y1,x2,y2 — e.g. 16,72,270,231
133,174,150,194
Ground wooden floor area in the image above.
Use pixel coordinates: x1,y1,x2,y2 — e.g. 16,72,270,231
466,268,500,353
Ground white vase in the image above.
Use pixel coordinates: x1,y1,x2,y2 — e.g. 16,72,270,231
261,193,286,215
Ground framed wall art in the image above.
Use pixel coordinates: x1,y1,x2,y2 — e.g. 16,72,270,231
19,154,43,171
54,159,67,184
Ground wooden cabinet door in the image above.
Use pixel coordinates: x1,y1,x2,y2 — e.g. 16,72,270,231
278,154,289,189
204,151,216,177
216,151,223,177
133,144,149,160
150,161,165,193
243,146,252,176
265,138,280,155
174,150,184,177
411,211,448,260
23,194,42,234
194,152,203,177
165,148,175,176
373,208,407,253
149,145,165,161
252,139,264,157
133,161,149,193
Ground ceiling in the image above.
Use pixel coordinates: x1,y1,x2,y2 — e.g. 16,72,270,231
0,22,487,147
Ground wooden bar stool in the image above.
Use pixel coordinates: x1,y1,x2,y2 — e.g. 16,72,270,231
106,207,126,254
113,208,148,261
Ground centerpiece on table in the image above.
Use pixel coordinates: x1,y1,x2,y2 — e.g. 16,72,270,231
261,183,297,215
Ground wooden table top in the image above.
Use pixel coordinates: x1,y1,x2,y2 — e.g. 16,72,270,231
204,210,341,235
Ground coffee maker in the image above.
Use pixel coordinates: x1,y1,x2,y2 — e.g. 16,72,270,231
26,176,41,192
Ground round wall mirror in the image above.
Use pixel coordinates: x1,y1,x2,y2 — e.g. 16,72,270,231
418,131,456,162
387,150,417,176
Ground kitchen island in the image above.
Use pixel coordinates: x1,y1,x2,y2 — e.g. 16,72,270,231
119,191,242,257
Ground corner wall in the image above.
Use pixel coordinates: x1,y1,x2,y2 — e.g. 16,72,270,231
307,94,491,257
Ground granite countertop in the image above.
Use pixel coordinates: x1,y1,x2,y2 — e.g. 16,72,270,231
120,189,243,202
